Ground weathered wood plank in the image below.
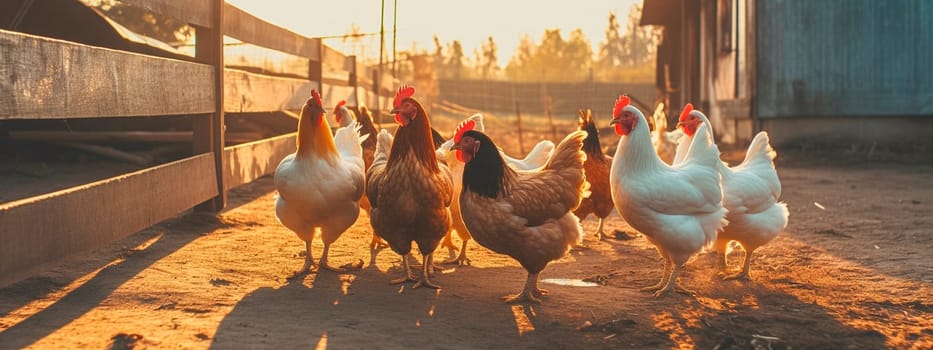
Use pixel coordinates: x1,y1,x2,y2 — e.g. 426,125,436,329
0,30,215,119
8,130,262,144
223,133,296,190
193,0,226,211
223,3,321,60
120,0,213,28
0,154,217,288
223,68,317,113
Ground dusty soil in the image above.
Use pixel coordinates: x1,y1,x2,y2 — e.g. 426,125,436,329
1,115,931,349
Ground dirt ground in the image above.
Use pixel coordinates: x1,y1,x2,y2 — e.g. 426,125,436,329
1,115,931,349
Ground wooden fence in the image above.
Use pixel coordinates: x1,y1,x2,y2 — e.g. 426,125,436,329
0,0,397,288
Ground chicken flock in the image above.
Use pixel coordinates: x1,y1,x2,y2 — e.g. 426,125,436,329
273,86,789,303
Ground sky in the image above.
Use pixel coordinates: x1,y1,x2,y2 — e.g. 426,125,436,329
226,0,640,67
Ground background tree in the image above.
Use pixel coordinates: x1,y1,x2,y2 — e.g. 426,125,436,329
619,3,660,68
596,12,624,72
480,36,499,79
505,29,592,82
447,40,467,80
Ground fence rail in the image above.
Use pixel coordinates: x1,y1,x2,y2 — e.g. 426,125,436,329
0,0,397,288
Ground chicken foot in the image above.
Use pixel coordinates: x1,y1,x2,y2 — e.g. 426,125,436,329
441,239,472,266
390,253,417,284
369,233,389,250
652,264,696,297
502,272,547,303
722,250,754,281
412,253,441,289
595,218,612,240
318,243,346,272
641,254,674,293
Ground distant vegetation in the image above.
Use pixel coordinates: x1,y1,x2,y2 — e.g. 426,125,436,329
406,3,661,83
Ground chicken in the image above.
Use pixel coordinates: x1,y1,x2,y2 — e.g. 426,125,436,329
572,108,616,240
434,114,557,266
501,139,555,171
333,101,390,251
651,102,683,165
452,121,587,303
608,95,727,297
273,90,367,274
365,85,453,289
674,104,789,280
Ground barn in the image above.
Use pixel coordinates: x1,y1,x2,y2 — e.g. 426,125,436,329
641,0,933,147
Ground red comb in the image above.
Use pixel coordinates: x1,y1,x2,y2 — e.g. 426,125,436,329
679,103,694,121
393,85,415,108
333,100,346,114
310,89,323,107
613,95,630,117
454,119,476,143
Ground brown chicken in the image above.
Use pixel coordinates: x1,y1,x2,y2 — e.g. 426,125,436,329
571,109,616,240
452,121,587,303
365,85,453,289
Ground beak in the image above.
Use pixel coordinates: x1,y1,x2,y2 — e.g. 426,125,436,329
451,142,461,151
389,108,399,114
608,119,619,126
675,121,684,128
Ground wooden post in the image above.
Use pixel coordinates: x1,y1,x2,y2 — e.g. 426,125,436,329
193,0,226,212
514,100,525,154
546,95,556,140
348,55,359,107
308,39,323,87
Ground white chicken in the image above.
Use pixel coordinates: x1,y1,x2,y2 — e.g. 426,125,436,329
651,102,683,165
435,113,555,265
273,89,367,274
608,95,727,297
673,104,789,280
501,139,555,171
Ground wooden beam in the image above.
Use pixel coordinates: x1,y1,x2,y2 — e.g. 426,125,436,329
223,133,296,190
0,154,217,288
224,69,317,113
193,0,226,211
120,0,213,28
8,130,262,144
223,3,321,60
0,30,214,120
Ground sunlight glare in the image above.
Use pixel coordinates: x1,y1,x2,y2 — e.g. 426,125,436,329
511,305,536,335
0,233,164,329
652,311,694,350
313,331,327,350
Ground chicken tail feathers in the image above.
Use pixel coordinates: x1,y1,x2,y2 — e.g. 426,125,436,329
373,129,393,164
739,131,777,168
544,130,588,172
335,121,366,166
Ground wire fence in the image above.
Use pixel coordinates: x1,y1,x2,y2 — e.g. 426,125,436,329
436,79,658,120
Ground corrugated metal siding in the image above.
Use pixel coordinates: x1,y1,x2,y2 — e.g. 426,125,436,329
756,0,933,118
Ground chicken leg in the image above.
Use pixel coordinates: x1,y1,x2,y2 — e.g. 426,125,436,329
723,250,754,281
296,241,317,274
595,218,611,240
641,252,673,293
441,239,472,266
412,252,440,289
390,253,417,284
318,243,346,272
370,233,389,250
503,272,547,303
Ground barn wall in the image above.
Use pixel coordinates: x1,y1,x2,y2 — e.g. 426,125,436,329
755,0,933,119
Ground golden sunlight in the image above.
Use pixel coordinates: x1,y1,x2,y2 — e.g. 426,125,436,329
511,305,536,335
313,331,327,350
